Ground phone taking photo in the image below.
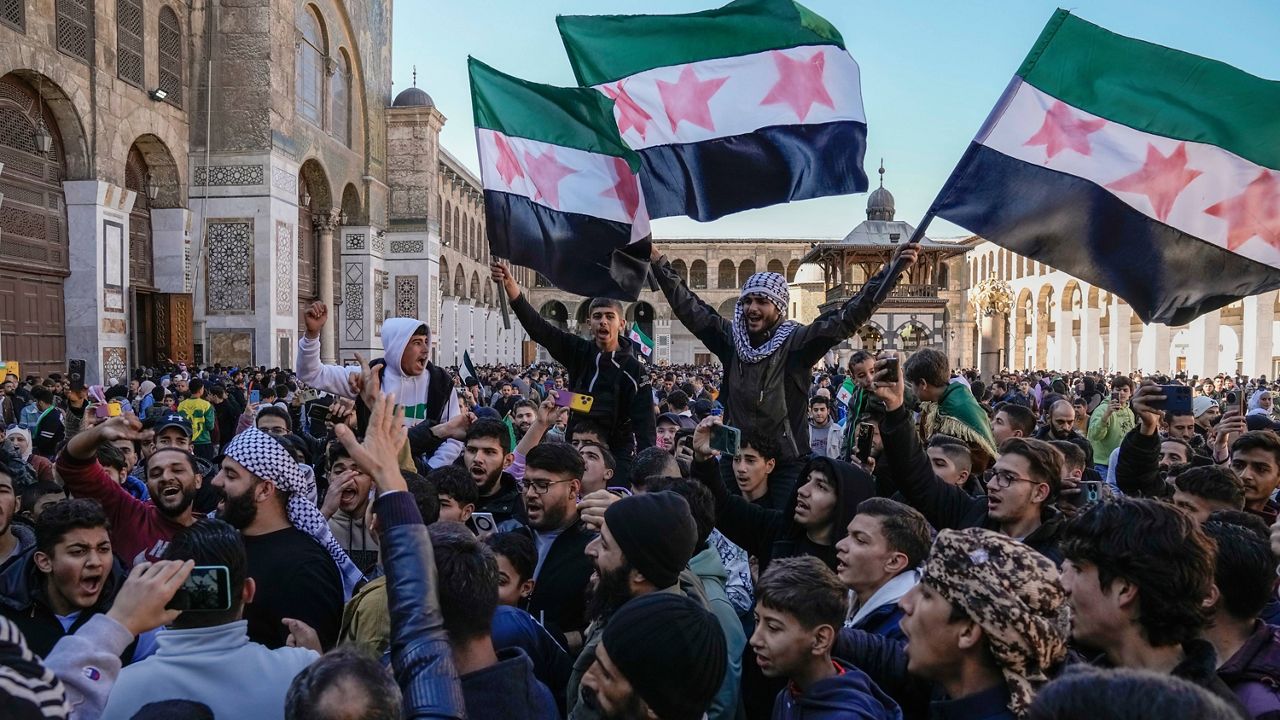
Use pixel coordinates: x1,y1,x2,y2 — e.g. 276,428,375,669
471,512,497,536
709,423,741,456
166,565,232,612
249,389,261,404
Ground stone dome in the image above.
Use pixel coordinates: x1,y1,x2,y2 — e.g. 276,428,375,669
866,160,895,221
393,86,434,108
792,262,824,285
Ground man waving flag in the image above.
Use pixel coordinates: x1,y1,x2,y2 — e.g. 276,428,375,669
932,10,1280,325
557,0,868,221
470,58,652,300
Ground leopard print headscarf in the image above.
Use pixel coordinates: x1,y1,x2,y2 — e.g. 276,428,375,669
921,528,1070,718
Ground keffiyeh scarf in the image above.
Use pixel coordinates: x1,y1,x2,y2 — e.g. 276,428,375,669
0,617,69,719
224,429,364,598
733,271,799,364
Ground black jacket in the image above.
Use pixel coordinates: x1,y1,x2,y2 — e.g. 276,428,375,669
33,406,64,458
881,404,1065,565
515,519,597,649
475,473,528,528
510,295,654,460
694,455,876,573
1113,427,1172,500
653,254,892,459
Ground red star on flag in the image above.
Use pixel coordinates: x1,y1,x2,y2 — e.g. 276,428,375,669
1205,170,1280,251
1105,143,1203,222
601,157,640,219
522,147,578,210
760,49,835,122
602,81,653,140
493,134,524,186
1024,101,1107,160
656,65,729,133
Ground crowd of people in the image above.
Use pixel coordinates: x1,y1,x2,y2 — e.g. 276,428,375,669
0,244,1276,719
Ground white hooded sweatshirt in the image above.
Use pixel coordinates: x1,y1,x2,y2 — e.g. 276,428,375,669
296,317,462,467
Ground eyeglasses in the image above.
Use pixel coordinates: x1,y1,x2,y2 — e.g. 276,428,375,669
525,478,574,495
987,470,1041,490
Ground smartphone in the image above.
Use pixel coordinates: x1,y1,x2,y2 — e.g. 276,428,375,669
1149,385,1192,415
166,565,232,612
881,355,900,378
249,389,261,404
107,402,122,418
94,404,109,419
555,389,594,413
306,397,334,424
855,422,876,462
1081,480,1102,504
709,423,741,456
68,359,86,391
1111,390,1121,403
471,512,497,535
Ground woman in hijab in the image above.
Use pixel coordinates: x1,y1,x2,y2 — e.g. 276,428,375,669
1247,389,1274,419
3,427,53,485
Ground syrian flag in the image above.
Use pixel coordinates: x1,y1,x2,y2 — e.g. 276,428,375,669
932,10,1280,325
557,0,867,221
836,377,855,406
459,351,478,384
470,58,653,300
628,323,654,360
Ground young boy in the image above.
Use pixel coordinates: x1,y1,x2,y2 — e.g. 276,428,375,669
428,465,477,525
752,556,901,719
484,531,537,608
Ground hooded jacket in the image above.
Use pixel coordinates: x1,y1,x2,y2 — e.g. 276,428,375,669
461,647,559,720
510,295,655,459
694,455,876,573
297,317,461,467
0,547,133,660
772,659,903,720
653,254,893,460
1216,622,1280,720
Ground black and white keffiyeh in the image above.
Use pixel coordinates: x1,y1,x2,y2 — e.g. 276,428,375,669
733,271,800,364
0,617,70,719
224,428,364,598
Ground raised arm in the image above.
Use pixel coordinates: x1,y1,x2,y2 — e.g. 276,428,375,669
649,251,734,360
493,260,586,367
296,302,360,398
792,245,917,367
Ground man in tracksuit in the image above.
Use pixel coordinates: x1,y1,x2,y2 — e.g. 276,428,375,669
492,261,654,483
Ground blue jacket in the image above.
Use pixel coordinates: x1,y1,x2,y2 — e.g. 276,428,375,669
772,659,903,720
850,602,907,645
492,605,572,715
460,646,559,720
377,492,467,719
927,685,1015,720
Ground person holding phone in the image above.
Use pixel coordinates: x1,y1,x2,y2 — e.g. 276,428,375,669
1087,377,1136,475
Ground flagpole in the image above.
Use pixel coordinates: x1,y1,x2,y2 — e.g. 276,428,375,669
868,210,936,307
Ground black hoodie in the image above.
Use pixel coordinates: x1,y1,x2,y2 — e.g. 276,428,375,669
693,455,876,572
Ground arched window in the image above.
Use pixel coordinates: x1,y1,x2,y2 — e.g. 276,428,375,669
440,264,450,297
443,202,452,247
124,144,153,288
670,259,688,284
295,6,325,126
157,6,183,106
786,259,799,282
469,272,480,299
56,0,93,63
453,263,465,297
453,206,461,254
690,260,707,289
116,0,144,87
717,259,735,289
330,49,350,146
738,259,756,287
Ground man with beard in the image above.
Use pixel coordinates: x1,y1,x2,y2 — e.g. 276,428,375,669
215,428,349,649
466,419,526,527
579,593,727,720
494,262,655,483
567,492,699,720
1033,399,1095,468
510,400,537,442
514,442,595,653
58,416,200,566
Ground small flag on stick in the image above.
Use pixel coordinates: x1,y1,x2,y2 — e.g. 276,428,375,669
836,377,855,406
460,351,478,385
628,323,654,360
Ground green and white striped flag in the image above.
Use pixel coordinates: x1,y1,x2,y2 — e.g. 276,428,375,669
628,323,654,360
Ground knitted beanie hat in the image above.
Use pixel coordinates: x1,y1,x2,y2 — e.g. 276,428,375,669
603,491,697,589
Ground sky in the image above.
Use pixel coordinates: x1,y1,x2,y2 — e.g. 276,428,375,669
391,0,1278,241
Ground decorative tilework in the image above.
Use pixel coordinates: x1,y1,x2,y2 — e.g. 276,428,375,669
371,232,386,254
345,233,366,251
275,221,293,315
374,270,387,332
182,234,194,293
193,165,265,186
395,276,418,318
206,221,254,313
271,166,298,194
102,347,127,382
344,260,365,342
389,239,423,254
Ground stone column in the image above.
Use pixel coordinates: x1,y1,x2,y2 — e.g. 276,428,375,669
1109,299,1133,373
63,180,135,384
1079,301,1101,372
979,313,1006,378
1188,310,1222,377
1137,323,1171,373
1242,292,1276,378
313,209,341,363
1055,302,1075,370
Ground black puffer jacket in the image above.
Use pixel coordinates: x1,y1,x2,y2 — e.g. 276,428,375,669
0,547,133,660
653,254,892,460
